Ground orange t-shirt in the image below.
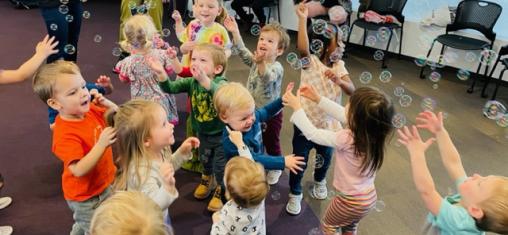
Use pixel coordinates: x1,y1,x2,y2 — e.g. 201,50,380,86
52,104,116,201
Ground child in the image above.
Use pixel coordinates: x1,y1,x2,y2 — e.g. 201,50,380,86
283,85,395,234
223,17,291,185
115,14,179,125
173,0,231,66
108,99,200,224
398,111,508,235
213,82,306,179
32,60,118,235
153,43,228,212
90,191,174,235
283,2,355,216
211,128,268,235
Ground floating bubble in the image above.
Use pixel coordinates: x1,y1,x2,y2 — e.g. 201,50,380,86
399,95,412,107
290,59,302,70
250,24,261,36
421,97,437,111
394,86,405,97
366,35,377,47
315,154,324,169
428,71,441,82
392,113,406,129
230,45,239,56
359,71,373,84
465,52,476,63
483,100,507,120
379,70,392,83
137,5,147,14
63,44,76,55
93,34,102,43
65,14,74,23
329,48,342,63
443,112,449,120
374,200,386,212
496,114,508,127
457,69,470,81
50,23,58,31
58,4,69,14
373,50,384,61
128,1,137,10
300,57,311,68
271,191,281,201
112,47,122,57
162,28,171,37
432,83,439,89
479,49,497,66
82,11,90,19
339,25,349,40
376,27,391,42
414,55,427,67
286,52,298,64
310,39,324,55
60,0,69,4
327,190,337,200
308,227,323,235
312,19,327,35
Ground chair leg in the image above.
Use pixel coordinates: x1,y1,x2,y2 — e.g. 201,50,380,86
382,28,394,69
481,59,500,98
419,40,435,79
267,7,271,24
398,27,403,59
491,69,506,100
468,52,485,93
362,28,367,47
277,5,280,23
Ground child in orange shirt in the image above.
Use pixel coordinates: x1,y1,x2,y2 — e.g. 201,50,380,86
32,60,118,235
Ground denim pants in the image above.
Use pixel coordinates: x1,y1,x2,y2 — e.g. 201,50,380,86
66,187,111,235
290,125,333,195
198,132,226,189
40,1,83,63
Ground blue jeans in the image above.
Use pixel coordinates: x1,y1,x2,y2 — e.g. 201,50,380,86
289,125,333,195
40,1,83,63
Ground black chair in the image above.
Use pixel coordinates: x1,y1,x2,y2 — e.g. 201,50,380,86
483,45,508,100
346,0,408,68
418,0,502,95
248,0,280,24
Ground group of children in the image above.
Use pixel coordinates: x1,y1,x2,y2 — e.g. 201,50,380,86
0,0,505,234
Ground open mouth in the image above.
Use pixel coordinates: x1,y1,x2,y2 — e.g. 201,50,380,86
80,100,89,106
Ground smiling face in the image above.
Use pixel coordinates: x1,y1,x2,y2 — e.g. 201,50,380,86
191,49,223,77
257,31,283,60
48,74,90,120
146,105,175,151
221,105,256,132
193,0,222,26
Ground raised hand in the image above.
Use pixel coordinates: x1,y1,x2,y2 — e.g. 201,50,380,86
95,75,113,93
226,126,244,148
36,35,59,57
416,111,443,135
284,154,306,174
282,82,302,110
223,16,239,34
299,84,320,103
97,127,117,149
397,125,435,155
180,41,197,54
253,50,266,64
190,64,207,81
172,10,182,23
179,137,200,155
166,46,179,59
295,0,309,19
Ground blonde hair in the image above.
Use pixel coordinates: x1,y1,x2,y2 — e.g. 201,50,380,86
193,43,228,76
120,14,157,52
213,82,254,118
476,176,508,233
90,191,173,235
194,0,227,24
32,60,81,103
261,22,291,52
106,99,171,191
225,157,268,208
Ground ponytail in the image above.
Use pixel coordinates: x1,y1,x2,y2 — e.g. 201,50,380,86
216,6,227,24
105,108,118,127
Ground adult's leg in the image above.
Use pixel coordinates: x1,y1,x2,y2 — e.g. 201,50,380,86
41,7,68,63
231,0,253,23
251,0,275,24
148,0,164,32
66,1,83,62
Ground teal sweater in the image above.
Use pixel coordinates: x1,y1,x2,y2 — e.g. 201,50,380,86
158,76,227,135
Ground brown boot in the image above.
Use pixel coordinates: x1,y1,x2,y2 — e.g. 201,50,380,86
193,174,216,200
207,186,224,212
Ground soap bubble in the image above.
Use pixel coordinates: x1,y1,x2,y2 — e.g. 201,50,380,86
374,200,386,212
58,5,69,14
479,49,497,66
65,14,74,23
82,11,91,19
376,27,391,42
429,71,441,82
329,48,342,63
457,69,470,81
112,47,122,57
230,45,240,56
465,52,476,63
271,191,281,201
373,50,384,61
308,227,324,235
300,57,311,68
432,83,439,89
290,59,302,70
392,113,406,129
497,114,508,127
93,34,102,43
310,39,324,55
379,70,392,83
286,52,298,64
128,1,137,9
250,24,261,36
394,86,405,97
162,28,171,37
339,25,349,40
60,0,69,4
399,95,413,107
312,19,327,35
50,23,58,31
359,71,373,84
63,44,76,54
421,97,437,111
315,154,324,169
414,55,427,67
137,5,147,14
483,100,507,120
366,35,377,47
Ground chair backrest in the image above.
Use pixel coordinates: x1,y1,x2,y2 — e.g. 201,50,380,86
448,0,502,42
361,0,408,23
499,45,508,57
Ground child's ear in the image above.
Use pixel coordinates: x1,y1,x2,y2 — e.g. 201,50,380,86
276,47,284,57
214,65,224,75
219,113,228,123
468,205,485,220
47,98,61,111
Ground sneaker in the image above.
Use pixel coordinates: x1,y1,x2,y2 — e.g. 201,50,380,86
286,193,303,215
207,186,224,212
266,170,282,185
309,179,328,200
0,226,13,235
194,175,216,200
0,197,12,210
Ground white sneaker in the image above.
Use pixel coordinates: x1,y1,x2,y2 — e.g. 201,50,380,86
0,197,12,210
286,193,303,215
0,226,13,235
309,179,328,200
266,170,282,185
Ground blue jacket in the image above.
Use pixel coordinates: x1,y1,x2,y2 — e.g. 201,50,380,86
223,98,285,170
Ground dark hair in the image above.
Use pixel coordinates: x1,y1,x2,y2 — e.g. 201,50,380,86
306,19,339,62
347,87,395,176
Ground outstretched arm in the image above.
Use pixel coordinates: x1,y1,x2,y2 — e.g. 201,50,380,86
295,1,310,58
